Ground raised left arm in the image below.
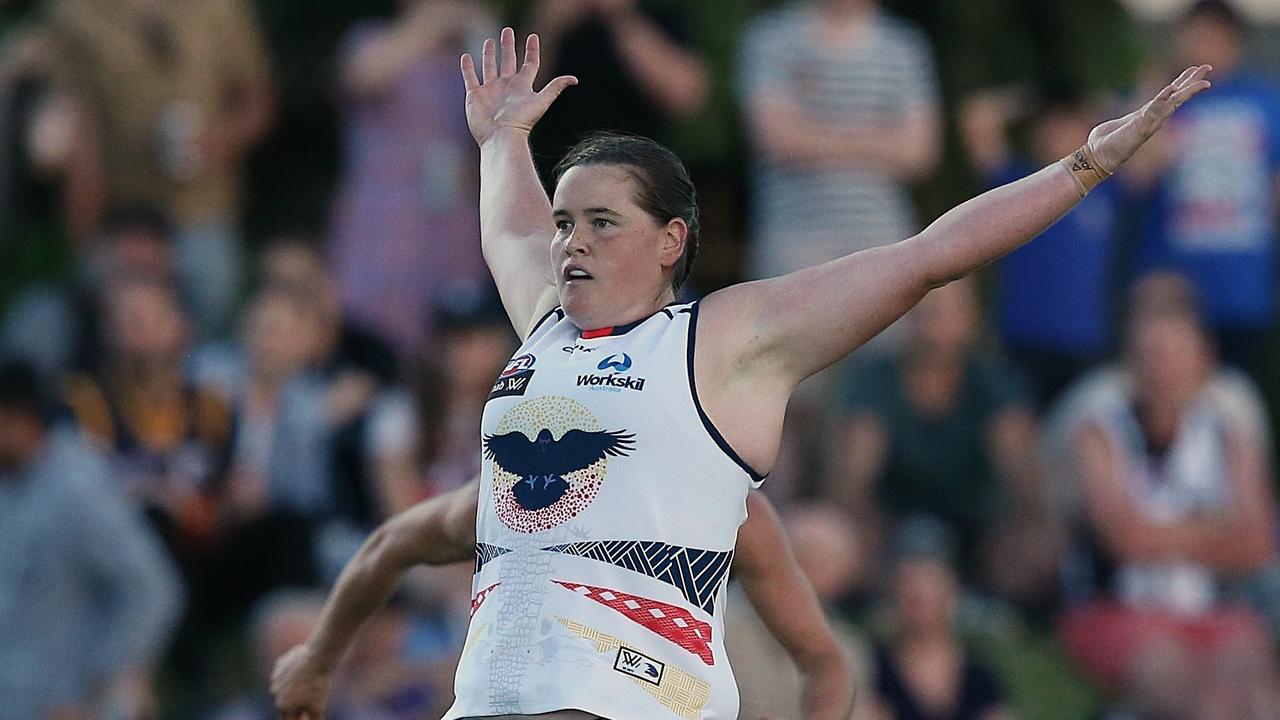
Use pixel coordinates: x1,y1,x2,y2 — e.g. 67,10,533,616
737,492,854,720
704,65,1212,386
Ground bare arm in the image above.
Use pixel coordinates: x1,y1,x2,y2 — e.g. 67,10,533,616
272,481,478,719
737,492,854,720
704,65,1213,387
461,29,577,338
1075,422,1271,573
746,92,939,180
602,6,708,117
341,1,490,97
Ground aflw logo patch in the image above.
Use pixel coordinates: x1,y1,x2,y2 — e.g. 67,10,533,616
614,646,665,686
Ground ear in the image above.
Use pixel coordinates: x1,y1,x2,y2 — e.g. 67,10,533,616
658,217,688,269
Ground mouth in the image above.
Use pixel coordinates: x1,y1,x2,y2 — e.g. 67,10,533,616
563,264,594,282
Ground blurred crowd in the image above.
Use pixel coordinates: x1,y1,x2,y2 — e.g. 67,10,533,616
3,0,1280,719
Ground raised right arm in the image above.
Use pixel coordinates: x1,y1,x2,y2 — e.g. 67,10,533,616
462,29,577,338
271,481,478,719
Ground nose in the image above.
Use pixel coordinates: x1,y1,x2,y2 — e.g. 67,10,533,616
564,227,589,256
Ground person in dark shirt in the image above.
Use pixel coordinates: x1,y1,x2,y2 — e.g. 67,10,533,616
872,518,1011,720
526,0,708,175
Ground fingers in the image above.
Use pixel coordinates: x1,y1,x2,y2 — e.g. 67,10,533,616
1170,80,1212,107
500,26,517,77
538,75,578,103
522,32,541,78
460,53,480,92
481,37,497,83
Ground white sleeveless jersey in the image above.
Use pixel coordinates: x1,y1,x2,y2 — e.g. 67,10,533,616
444,302,764,720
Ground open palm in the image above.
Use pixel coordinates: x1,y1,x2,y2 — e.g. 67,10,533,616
1088,64,1213,173
460,27,577,146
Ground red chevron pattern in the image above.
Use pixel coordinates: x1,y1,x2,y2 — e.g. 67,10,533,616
552,580,714,666
470,582,500,617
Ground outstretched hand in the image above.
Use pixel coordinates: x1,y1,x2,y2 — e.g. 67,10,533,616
1088,64,1212,173
460,27,578,146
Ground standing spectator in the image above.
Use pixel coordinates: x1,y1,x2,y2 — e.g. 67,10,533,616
824,278,1057,604
960,82,1122,407
329,0,494,358
0,360,182,720
1128,0,1280,375
738,0,941,281
62,277,233,547
49,0,274,337
870,518,1013,720
1062,273,1277,718
527,0,709,174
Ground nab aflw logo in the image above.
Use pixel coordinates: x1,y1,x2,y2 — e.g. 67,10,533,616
614,646,664,686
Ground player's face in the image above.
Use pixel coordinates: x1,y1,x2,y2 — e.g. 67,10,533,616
551,164,679,329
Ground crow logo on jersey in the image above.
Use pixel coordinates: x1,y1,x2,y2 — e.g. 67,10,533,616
484,428,634,510
486,396,635,532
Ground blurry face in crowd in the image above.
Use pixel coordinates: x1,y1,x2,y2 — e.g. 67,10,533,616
104,281,189,363
1177,13,1243,73
552,164,684,330
260,242,341,322
0,407,44,473
246,292,323,378
908,278,978,359
442,325,517,399
893,557,958,636
96,226,175,287
787,505,862,602
1129,313,1213,410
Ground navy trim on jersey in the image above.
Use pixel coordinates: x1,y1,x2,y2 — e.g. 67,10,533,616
684,302,767,483
529,306,565,336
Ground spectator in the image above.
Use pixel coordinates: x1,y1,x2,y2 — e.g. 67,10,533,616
870,518,1013,720
1062,271,1277,718
2,205,177,378
1127,0,1280,376
527,0,709,175
824,278,1058,604
260,238,398,387
960,82,1122,407
49,0,275,337
726,497,873,720
738,0,941,281
0,360,182,720
62,277,232,547
329,0,494,358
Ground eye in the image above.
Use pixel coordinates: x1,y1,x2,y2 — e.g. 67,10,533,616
554,219,573,232
591,218,612,229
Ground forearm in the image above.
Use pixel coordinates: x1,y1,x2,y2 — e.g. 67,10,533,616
911,162,1080,288
752,98,937,178
309,484,477,667
480,128,556,249
605,10,707,116
798,642,856,720
307,530,407,669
